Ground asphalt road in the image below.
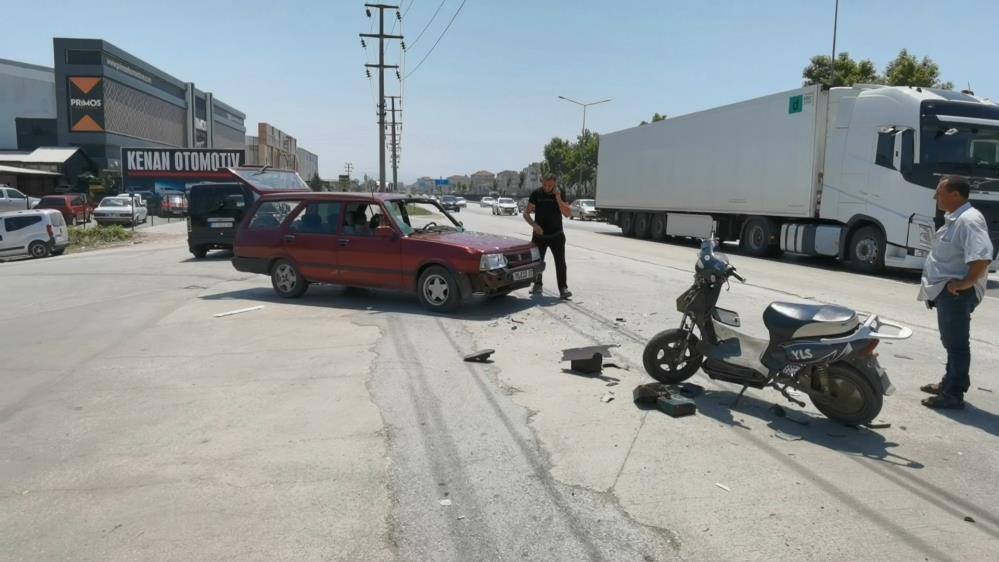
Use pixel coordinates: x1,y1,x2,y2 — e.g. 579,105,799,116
1,210,997,561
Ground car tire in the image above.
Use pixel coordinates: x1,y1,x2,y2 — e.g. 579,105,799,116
191,246,208,259
271,259,309,298
417,265,461,312
847,225,886,274
28,241,50,259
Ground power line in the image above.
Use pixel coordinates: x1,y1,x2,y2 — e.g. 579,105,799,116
409,0,447,48
406,0,466,79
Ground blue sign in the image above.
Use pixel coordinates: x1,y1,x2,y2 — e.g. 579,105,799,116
434,178,448,187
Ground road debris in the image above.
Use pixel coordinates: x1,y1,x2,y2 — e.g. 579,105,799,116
774,430,802,442
603,362,630,371
510,318,524,324
964,516,976,523
633,383,672,405
464,349,495,363
600,392,615,403
615,317,627,323
457,515,465,520
561,344,620,374
715,483,731,492
439,499,452,507
865,420,892,429
657,395,696,417
214,305,264,318
978,387,994,393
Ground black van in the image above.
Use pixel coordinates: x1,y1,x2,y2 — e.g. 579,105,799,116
187,167,312,258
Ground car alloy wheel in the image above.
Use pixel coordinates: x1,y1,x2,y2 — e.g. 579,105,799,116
271,259,308,298
423,273,450,305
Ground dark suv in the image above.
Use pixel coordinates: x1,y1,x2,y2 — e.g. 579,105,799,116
441,195,461,212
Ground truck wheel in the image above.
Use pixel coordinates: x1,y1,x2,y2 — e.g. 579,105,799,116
417,266,461,312
649,214,667,241
619,212,635,237
634,213,651,239
847,226,886,274
740,217,776,257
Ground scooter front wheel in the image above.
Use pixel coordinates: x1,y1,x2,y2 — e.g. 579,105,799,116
643,329,703,384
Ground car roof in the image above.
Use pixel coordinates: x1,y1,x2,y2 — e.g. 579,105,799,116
0,208,57,218
257,191,416,203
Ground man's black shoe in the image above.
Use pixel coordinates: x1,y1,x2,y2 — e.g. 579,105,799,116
559,288,573,300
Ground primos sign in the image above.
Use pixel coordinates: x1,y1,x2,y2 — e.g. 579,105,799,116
121,148,245,194
68,77,105,132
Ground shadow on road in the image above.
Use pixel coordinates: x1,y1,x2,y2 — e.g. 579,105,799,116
180,250,234,263
200,284,554,323
929,402,999,439
694,389,926,469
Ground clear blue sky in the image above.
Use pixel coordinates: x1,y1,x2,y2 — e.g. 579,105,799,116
3,0,997,182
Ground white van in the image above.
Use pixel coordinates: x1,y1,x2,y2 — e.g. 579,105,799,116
0,209,70,259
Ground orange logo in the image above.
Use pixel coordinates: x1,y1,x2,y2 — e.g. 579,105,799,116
70,77,102,95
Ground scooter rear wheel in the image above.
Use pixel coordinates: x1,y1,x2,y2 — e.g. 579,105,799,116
808,362,882,426
643,329,703,383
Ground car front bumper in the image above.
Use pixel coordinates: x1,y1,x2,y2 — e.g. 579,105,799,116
496,208,517,215
469,261,545,294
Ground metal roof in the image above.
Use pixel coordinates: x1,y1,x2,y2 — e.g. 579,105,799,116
0,147,84,164
0,164,61,176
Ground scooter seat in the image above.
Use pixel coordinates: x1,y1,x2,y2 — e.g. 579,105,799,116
763,302,859,341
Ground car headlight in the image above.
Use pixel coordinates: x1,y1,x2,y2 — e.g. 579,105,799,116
530,246,540,261
480,253,508,271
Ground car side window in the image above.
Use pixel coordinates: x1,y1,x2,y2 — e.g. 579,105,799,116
249,201,297,231
288,202,343,235
7,189,25,200
4,215,42,231
342,203,379,237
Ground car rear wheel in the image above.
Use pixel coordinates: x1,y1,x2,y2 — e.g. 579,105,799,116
191,246,208,259
271,259,309,298
417,265,460,312
28,241,50,259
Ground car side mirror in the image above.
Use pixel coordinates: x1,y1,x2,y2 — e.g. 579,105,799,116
375,226,396,239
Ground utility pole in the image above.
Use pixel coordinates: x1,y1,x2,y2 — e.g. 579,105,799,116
361,4,402,192
386,96,401,192
830,0,839,85
557,95,612,197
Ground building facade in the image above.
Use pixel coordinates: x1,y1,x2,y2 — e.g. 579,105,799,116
447,174,470,191
296,147,318,182
52,38,246,171
521,162,542,194
470,170,495,194
0,58,57,150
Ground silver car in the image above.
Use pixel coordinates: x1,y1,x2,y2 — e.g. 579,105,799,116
0,186,41,212
94,196,148,226
570,199,598,221
492,197,518,216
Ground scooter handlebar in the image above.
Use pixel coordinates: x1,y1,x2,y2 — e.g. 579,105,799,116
728,268,746,283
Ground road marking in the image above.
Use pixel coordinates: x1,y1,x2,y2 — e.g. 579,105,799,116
214,305,264,318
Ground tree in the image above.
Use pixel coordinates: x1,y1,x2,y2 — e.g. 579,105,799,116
803,52,881,87
308,173,323,191
884,49,952,89
543,137,573,185
639,113,667,126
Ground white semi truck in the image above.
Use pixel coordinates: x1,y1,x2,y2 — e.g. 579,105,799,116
596,84,999,272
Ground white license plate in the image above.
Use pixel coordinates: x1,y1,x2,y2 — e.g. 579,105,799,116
512,269,533,281
210,222,233,229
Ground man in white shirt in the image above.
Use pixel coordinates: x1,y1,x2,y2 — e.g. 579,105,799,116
918,176,994,409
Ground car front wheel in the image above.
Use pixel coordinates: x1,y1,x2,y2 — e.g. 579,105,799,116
417,265,460,312
271,259,309,298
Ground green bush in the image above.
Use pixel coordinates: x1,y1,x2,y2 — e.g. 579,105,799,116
69,225,134,247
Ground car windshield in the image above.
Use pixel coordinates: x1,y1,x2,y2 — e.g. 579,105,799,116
384,199,462,236
38,198,66,206
578,199,595,206
498,198,514,204
99,198,130,208
230,168,310,191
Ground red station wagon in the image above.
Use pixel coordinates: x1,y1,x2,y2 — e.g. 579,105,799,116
34,194,90,225
232,193,544,311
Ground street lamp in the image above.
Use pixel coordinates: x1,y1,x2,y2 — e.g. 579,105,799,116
558,95,611,196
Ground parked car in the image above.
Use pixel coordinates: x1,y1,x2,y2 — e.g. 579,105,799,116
570,199,598,221
492,197,518,216
441,195,461,212
125,190,162,215
188,167,311,259
0,186,40,212
93,196,148,226
456,196,467,208
160,192,188,217
35,194,90,225
480,196,495,208
232,193,545,311
0,209,69,259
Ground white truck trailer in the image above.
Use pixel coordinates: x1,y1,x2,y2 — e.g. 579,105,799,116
596,84,999,272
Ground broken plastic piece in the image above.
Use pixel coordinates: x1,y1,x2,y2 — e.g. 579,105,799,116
715,483,731,492
600,392,615,403
865,420,892,429
774,430,802,441
633,383,672,405
464,349,495,363
562,345,619,374
657,395,696,417
439,499,452,507
964,516,976,523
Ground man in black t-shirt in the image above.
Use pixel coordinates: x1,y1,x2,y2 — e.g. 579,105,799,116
523,173,573,299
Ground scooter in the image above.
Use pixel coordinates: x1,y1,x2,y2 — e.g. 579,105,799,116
643,238,912,425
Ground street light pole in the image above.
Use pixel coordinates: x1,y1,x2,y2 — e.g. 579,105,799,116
558,95,611,197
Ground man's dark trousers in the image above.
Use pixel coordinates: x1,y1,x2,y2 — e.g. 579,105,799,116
533,233,567,290
936,289,977,399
